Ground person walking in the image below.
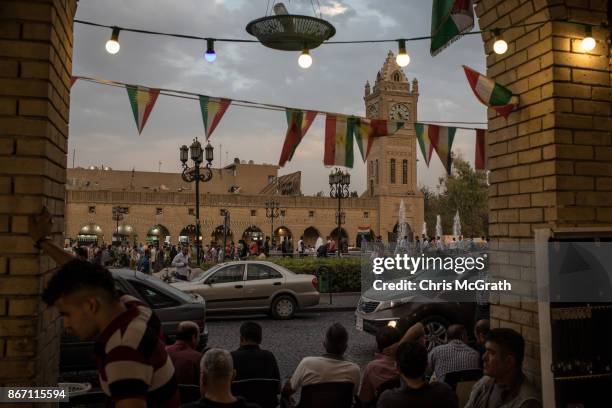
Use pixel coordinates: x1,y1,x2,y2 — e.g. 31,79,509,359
172,246,191,281
137,249,151,274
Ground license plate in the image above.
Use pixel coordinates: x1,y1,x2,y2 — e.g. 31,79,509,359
356,315,363,331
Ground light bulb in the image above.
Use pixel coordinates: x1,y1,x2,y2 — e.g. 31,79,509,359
298,48,312,69
105,27,121,55
493,39,508,55
396,39,410,67
204,39,216,62
581,36,596,52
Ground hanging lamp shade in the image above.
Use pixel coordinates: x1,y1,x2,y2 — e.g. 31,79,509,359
246,14,335,51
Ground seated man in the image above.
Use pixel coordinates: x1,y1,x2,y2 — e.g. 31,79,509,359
464,328,541,408
378,341,458,408
428,324,480,383
473,319,490,363
358,326,400,406
231,322,280,408
165,321,203,386
183,348,260,408
283,323,360,399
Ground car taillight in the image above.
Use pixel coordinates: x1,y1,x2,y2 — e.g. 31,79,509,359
312,276,319,291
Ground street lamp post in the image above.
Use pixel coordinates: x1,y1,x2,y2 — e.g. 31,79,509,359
329,168,351,257
180,138,214,265
265,201,281,248
112,206,125,246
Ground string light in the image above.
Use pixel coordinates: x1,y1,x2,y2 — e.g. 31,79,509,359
204,39,216,62
581,25,596,52
105,27,121,54
492,29,507,55
395,39,410,67
298,46,312,69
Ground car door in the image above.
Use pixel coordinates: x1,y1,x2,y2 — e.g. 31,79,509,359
242,263,285,309
128,279,183,338
202,263,246,311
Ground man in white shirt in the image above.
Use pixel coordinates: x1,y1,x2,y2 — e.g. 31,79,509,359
283,323,361,398
172,246,191,280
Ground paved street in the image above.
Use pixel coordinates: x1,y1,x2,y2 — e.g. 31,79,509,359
206,310,376,380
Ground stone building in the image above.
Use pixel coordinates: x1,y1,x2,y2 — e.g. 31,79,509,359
64,53,424,249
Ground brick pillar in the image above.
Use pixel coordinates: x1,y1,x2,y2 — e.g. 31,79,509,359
0,0,78,386
474,0,611,382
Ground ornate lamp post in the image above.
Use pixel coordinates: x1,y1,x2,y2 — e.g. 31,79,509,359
265,201,281,248
112,206,125,245
329,168,350,257
180,138,214,264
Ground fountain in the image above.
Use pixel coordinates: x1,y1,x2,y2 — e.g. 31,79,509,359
435,214,443,238
453,210,461,237
396,200,409,253
422,221,427,238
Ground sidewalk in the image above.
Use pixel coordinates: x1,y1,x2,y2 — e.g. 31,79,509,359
305,292,361,313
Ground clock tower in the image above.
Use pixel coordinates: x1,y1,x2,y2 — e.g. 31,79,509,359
363,51,423,241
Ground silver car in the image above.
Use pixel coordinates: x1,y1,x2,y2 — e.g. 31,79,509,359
171,261,319,319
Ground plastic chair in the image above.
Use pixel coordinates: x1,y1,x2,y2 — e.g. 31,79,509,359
232,378,280,408
296,382,355,408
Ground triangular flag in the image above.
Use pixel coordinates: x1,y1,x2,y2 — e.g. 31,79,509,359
431,0,475,56
354,119,404,161
199,96,231,140
463,65,519,119
429,125,456,174
415,123,435,166
70,76,78,88
324,115,354,168
278,109,317,167
475,128,485,170
125,85,160,134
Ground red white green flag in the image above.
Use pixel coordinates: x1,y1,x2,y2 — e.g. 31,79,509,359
415,123,436,166
199,96,231,140
278,109,317,167
475,128,486,170
429,125,457,174
324,115,355,168
430,0,475,56
354,119,404,161
126,85,160,134
463,65,518,119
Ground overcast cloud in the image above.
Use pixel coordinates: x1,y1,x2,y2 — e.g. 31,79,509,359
69,0,486,195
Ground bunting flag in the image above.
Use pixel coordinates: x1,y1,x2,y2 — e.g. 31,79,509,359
278,109,317,167
463,65,518,119
415,123,435,166
354,119,404,161
475,128,485,170
429,125,457,174
70,76,78,88
324,115,354,168
430,0,475,56
199,96,231,139
126,85,160,134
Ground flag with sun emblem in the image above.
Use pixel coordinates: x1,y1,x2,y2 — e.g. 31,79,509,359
126,85,160,134
324,114,355,168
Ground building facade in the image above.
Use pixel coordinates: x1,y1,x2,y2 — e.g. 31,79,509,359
65,53,424,248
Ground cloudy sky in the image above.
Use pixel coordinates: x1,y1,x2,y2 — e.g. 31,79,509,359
69,0,486,195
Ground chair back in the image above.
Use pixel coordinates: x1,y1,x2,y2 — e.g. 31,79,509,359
178,384,201,404
456,380,479,407
231,378,280,408
443,368,483,390
297,382,355,408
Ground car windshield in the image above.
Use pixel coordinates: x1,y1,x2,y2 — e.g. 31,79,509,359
137,273,196,303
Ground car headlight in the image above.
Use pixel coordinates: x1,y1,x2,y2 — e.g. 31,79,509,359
378,296,413,311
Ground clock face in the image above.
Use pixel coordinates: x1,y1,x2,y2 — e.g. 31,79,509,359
389,103,410,121
367,104,379,118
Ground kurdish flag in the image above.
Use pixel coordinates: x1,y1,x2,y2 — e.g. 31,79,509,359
199,96,231,139
463,65,518,119
475,128,486,170
431,0,475,56
126,85,160,134
354,119,404,161
278,109,317,167
415,123,435,166
428,125,457,174
324,115,355,168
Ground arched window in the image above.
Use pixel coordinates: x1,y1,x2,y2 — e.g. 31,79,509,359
402,160,408,184
390,159,396,184
375,160,379,184
393,72,401,82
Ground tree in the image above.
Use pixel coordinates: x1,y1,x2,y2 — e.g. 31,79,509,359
420,159,488,238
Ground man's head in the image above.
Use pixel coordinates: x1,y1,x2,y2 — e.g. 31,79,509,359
74,246,88,261
447,324,468,343
324,323,348,356
239,321,262,345
375,326,400,353
42,260,119,340
182,246,189,255
483,328,524,380
475,319,490,346
176,321,200,349
396,341,428,380
200,348,235,395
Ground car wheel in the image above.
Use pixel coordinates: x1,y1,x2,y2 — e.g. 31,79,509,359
271,295,297,320
421,315,449,351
